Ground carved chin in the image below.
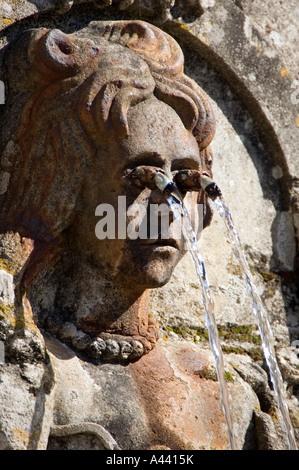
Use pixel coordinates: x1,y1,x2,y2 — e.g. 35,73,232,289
117,246,186,289
126,258,183,289
138,263,177,288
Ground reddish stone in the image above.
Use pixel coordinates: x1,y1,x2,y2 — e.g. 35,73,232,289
130,342,229,450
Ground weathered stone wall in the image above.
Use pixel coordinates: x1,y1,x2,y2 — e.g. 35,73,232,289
0,0,298,450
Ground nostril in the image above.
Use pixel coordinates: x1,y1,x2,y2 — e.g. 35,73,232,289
57,39,73,55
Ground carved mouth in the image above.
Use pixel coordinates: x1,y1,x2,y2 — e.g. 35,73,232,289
139,239,180,250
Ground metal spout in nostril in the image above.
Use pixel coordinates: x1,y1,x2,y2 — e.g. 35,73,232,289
174,170,221,200
153,172,176,195
126,166,182,202
126,166,163,190
126,166,176,195
199,174,222,201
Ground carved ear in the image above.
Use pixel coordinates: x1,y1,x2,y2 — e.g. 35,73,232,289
31,29,101,79
178,76,216,150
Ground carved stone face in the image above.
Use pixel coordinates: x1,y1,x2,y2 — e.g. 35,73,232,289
69,96,202,288
0,19,216,359
1,21,215,250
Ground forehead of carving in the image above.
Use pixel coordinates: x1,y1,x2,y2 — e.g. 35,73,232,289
80,20,184,77
95,42,153,79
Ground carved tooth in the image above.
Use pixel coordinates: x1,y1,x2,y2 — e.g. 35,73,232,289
103,339,120,360
129,340,144,359
87,338,106,358
119,341,133,360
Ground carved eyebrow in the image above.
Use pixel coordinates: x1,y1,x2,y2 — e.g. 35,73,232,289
124,152,165,170
171,157,200,171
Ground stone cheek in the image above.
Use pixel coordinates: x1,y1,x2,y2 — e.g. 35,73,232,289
46,336,230,450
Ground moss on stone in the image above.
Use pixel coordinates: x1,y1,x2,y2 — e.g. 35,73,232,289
0,259,12,274
224,370,234,382
166,324,192,338
260,271,277,282
0,303,16,326
222,345,264,361
165,323,262,354
217,323,261,345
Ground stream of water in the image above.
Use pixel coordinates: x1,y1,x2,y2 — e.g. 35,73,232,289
167,189,297,450
167,194,237,450
212,194,297,451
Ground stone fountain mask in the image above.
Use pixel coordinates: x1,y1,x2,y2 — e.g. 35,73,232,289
0,20,216,361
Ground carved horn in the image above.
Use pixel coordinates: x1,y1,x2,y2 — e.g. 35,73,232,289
31,29,101,79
